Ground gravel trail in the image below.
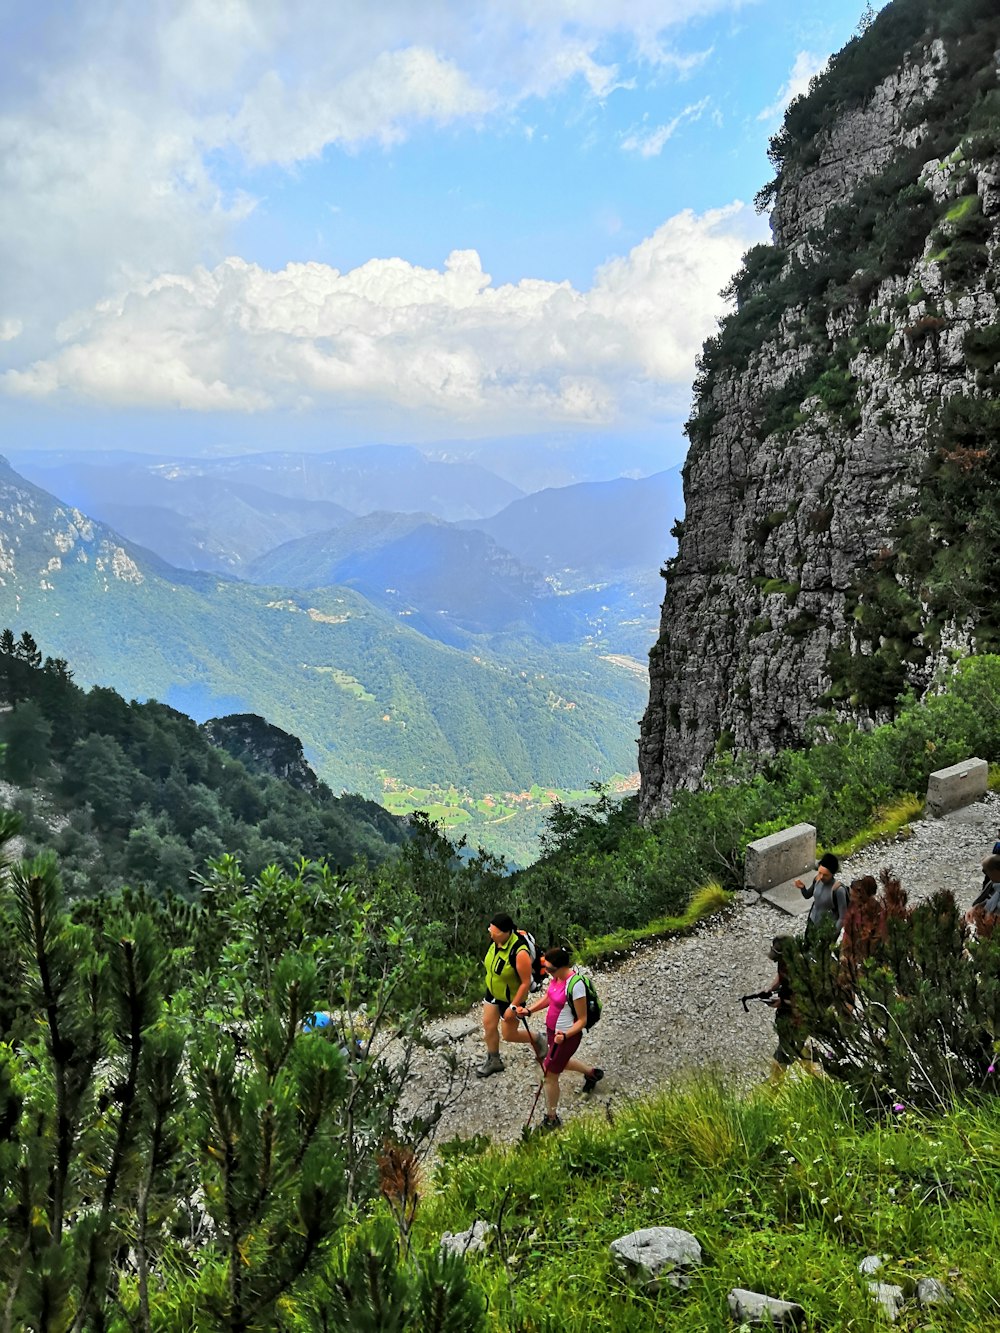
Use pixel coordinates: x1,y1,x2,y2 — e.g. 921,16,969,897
407,794,1000,1148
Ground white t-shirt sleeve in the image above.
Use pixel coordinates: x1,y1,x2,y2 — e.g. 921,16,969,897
555,978,588,1032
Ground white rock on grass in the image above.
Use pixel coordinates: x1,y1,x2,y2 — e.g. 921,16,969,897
916,1276,953,1307
858,1254,888,1276
440,1219,493,1258
727,1288,806,1327
610,1226,702,1291
868,1282,905,1321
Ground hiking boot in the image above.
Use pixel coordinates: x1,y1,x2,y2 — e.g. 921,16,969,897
475,1052,504,1078
541,1113,562,1130
582,1067,604,1094
531,1030,547,1060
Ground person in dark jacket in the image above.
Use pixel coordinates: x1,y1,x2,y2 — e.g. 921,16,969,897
794,852,848,938
969,833,1000,912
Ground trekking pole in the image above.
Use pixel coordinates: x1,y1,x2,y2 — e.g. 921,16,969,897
520,1014,548,1070
739,989,776,1013
524,1074,546,1130
520,1014,548,1129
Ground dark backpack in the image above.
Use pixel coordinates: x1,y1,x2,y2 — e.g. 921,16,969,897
564,971,602,1029
511,928,544,990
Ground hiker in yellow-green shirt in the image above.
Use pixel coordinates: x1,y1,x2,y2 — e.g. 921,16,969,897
477,912,546,1077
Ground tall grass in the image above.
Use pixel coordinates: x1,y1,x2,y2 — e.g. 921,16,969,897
417,1074,1000,1331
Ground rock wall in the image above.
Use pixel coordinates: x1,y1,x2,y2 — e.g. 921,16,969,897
639,19,1000,820
770,39,946,247
202,713,320,792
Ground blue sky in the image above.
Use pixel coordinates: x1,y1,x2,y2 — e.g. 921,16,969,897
0,0,873,471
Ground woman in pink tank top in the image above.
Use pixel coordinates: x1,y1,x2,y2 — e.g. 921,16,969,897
514,945,603,1128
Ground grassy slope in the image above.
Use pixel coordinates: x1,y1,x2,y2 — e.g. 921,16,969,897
418,1073,1000,1331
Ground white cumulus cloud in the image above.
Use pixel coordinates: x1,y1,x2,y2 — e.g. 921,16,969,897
3,203,766,432
0,0,759,348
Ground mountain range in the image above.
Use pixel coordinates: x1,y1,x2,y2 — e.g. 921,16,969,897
0,456,646,810
11,448,682,660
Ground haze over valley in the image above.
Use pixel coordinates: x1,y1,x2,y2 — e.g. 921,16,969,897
0,446,682,860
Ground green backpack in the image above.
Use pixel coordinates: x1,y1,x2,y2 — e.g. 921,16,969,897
564,971,602,1030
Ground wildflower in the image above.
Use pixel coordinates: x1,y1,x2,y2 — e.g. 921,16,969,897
892,1102,905,1113
988,1063,996,1075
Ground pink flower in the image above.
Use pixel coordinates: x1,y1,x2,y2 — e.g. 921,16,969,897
892,1102,905,1113
988,1064,996,1076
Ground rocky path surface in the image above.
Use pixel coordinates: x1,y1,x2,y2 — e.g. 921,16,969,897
406,794,1000,1149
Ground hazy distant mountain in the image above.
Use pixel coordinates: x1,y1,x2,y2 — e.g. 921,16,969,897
248,511,585,645
0,457,643,797
12,443,524,531
10,459,349,573
466,469,684,579
419,434,679,492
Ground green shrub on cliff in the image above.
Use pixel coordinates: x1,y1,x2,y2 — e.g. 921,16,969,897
830,394,1000,708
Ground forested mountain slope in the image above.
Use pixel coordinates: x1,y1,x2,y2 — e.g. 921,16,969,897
247,511,587,646
0,635,408,897
640,0,1000,817
0,458,643,800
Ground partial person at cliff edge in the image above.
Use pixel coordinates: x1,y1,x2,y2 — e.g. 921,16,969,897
794,852,848,940
477,913,546,1078
967,853,1000,924
968,830,1000,914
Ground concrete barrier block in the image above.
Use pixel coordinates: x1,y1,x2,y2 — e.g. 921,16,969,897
744,823,816,892
926,758,989,818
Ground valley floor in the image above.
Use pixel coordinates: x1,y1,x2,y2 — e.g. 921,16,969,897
407,793,1000,1148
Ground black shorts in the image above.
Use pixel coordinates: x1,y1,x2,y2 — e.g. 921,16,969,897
484,993,513,1015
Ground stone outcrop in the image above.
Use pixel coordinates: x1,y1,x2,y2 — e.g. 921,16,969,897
639,9,1000,819
202,713,320,792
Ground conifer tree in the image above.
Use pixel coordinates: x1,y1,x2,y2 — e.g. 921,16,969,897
0,849,478,1330
786,874,1000,1110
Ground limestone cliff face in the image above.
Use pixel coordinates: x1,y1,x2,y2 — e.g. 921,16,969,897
639,5,1000,819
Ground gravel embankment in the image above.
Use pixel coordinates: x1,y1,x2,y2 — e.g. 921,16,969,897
405,794,1000,1148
